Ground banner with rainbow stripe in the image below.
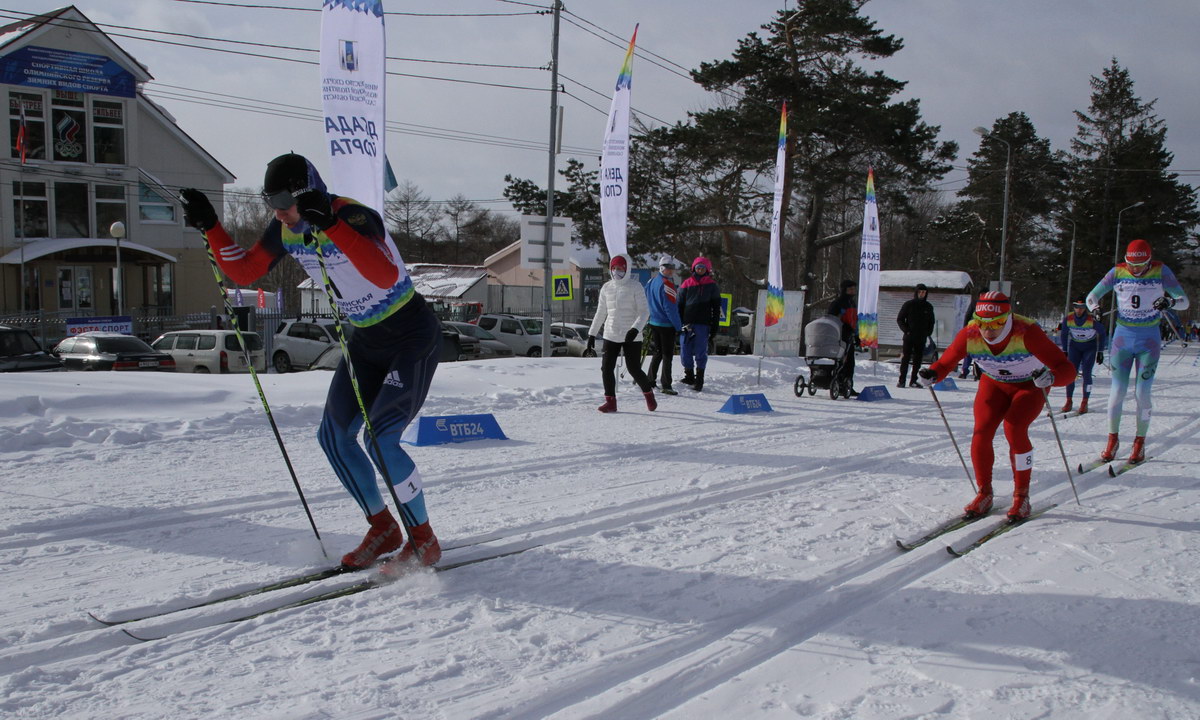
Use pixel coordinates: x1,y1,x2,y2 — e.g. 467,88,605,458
600,25,638,259
857,168,881,349
765,103,787,327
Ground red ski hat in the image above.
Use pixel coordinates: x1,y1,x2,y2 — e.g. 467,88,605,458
1125,238,1151,265
973,291,1011,329
609,255,628,272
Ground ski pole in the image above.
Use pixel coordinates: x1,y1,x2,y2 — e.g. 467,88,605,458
1161,311,1188,349
927,386,977,493
311,242,418,534
198,234,330,561
1041,386,1082,506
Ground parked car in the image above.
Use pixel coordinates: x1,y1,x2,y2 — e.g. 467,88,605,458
444,321,513,358
151,330,266,373
52,332,176,372
0,325,63,372
476,314,568,357
308,323,479,370
550,322,597,357
272,318,343,373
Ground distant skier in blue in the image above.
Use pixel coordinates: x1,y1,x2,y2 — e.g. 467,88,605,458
1057,297,1107,415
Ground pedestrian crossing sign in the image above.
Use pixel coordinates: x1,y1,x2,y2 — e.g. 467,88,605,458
552,274,573,301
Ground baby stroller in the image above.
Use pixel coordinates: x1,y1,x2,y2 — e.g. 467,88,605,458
794,315,855,400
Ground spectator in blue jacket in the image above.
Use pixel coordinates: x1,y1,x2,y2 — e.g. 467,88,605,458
645,255,683,394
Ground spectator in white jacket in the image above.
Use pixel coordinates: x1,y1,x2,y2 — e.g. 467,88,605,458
588,253,657,413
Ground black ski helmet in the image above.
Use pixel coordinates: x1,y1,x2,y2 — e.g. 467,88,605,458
262,153,325,209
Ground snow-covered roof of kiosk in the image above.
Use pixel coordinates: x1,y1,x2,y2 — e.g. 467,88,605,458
878,270,973,291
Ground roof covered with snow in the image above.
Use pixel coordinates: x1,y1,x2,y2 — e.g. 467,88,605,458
879,270,973,291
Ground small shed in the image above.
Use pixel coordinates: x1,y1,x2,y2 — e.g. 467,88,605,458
877,270,974,351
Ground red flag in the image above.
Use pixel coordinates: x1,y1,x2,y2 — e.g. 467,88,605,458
15,103,27,164
257,288,266,309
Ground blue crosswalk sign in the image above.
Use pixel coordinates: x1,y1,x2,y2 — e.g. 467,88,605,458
552,274,573,301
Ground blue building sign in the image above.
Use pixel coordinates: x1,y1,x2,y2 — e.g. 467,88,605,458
0,46,136,98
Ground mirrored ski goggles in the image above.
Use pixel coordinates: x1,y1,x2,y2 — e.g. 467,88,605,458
263,186,316,211
973,312,1010,331
1126,259,1150,270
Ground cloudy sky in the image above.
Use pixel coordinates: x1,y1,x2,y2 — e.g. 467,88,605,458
12,0,1199,214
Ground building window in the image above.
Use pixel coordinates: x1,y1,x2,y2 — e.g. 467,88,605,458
13,181,48,238
92,100,124,164
50,91,87,163
54,182,89,237
9,91,46,162
96,184,127,238
139,181,175,222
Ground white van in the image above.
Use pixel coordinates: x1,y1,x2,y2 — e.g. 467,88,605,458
151,330,266,373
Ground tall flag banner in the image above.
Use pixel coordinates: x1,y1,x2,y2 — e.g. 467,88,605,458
320,0,386,219
16,102,27,164
857,168,881,349
599,25,637,259
764,103,787,327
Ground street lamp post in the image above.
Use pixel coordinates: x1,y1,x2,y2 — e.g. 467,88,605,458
109,220,125,316
1109,200,1145,338
1059,215,1078,316
973,126,1012,292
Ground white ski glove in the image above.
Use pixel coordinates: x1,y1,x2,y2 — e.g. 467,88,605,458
1031,367,1054,388
1086,297,1100,313
916,368,937,388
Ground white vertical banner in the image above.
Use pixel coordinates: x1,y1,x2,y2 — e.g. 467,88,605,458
320,0,386,218
765,102,787,327
857,168,881,349
599,25,637,259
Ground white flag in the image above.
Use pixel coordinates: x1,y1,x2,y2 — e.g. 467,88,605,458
599,26,637,259
857,169,881,349
320,0,386,218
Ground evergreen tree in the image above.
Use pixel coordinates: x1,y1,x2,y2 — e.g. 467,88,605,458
959,112,1068,310
1062,59,1199,295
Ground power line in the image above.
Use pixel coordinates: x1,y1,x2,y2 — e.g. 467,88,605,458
142,82,597,155
2,159,515,206
169,0,547,17
0,10,551,92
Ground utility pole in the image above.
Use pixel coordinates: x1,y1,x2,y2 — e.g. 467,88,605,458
540,1,562,357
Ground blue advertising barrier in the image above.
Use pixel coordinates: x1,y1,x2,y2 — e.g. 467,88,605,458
856,385,891,402
401,414,507,446
717,393,774,414
933,377,959,392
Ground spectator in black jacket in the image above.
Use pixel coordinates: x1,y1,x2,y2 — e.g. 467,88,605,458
896,283,936,388
826,278,860,397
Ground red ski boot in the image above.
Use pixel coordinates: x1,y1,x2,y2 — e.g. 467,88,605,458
1060,399,1073,413
1128,436,1146,464
643,391,657,411
598,396,617,413
341,508,404,569
379,521,441,579
963,490,993,518
1077,397,1089,415
1007,494,1031,521
1099,433,1119,462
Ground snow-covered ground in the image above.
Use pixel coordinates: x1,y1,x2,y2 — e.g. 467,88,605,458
2,348,1199,719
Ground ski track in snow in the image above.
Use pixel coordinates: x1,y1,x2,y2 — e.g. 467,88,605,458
2,353,1199,719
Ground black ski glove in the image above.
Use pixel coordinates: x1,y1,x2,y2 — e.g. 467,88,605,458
625,328,639,344
1096,352,1104,365
586,336,595,351
179,188,217,232
296,190,337,231
917,368,937,388
1152,296,1175,311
